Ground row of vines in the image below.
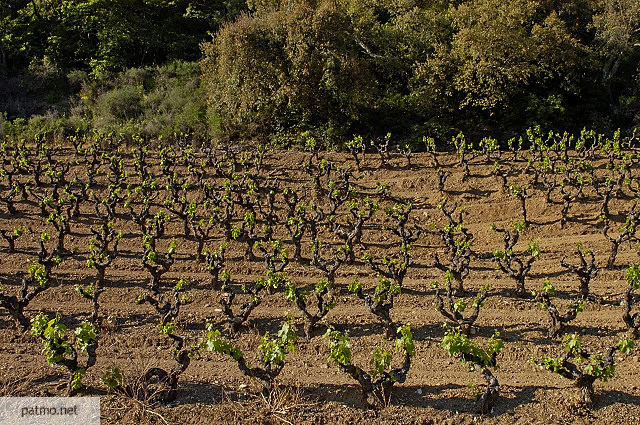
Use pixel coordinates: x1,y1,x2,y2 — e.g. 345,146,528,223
0,129,639,416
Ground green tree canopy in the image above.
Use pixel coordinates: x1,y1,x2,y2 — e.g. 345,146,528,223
0,0,247,75
202,0,452,142
412,0,597,132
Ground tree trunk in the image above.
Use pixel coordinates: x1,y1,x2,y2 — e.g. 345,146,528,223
579,382,595,408
607,240,620,269
476,365,499,414
453,272,465,297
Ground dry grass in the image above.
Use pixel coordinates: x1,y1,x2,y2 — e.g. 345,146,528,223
215,382,317,425
102,394,170,425
259,383,316,424
101,358,175,424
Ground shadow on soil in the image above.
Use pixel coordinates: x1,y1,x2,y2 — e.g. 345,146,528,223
596,389,640,410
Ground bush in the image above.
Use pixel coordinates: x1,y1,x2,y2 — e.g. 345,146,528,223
94,85,144,123
201,0,378,144
140,62,207,140
75,61,207,141
4,114,77,142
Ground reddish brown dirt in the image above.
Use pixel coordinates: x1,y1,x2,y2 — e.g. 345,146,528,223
1,147,639,424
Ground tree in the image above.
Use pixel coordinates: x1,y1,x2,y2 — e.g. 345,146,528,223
0,0,248,75
414,0,596,134
446,0,541,111
338,0,450,137
201,11,289,138
592,0,640,104
201,0,377,142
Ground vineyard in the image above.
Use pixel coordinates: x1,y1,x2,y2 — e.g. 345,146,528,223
1,131,640,424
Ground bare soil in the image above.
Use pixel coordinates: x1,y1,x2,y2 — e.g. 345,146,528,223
1,147,639,424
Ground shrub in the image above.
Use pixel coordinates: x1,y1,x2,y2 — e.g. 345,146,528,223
77,61,207,141
94,85,144,124
200,0,377,143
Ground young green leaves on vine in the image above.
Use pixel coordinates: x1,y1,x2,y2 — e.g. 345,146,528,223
533,278,584,338
441,326,503,414
491,222,540,297
622,264,640,338
433,276,490,337
531,333,634,408
204,315,297,393
324,325,415,408
30,313,97,395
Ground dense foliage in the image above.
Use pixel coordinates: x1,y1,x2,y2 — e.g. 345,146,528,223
202,0,640,143
0,0,246,74
1,0,639,146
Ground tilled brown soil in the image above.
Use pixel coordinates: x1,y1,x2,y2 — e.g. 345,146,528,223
1,147,639,424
